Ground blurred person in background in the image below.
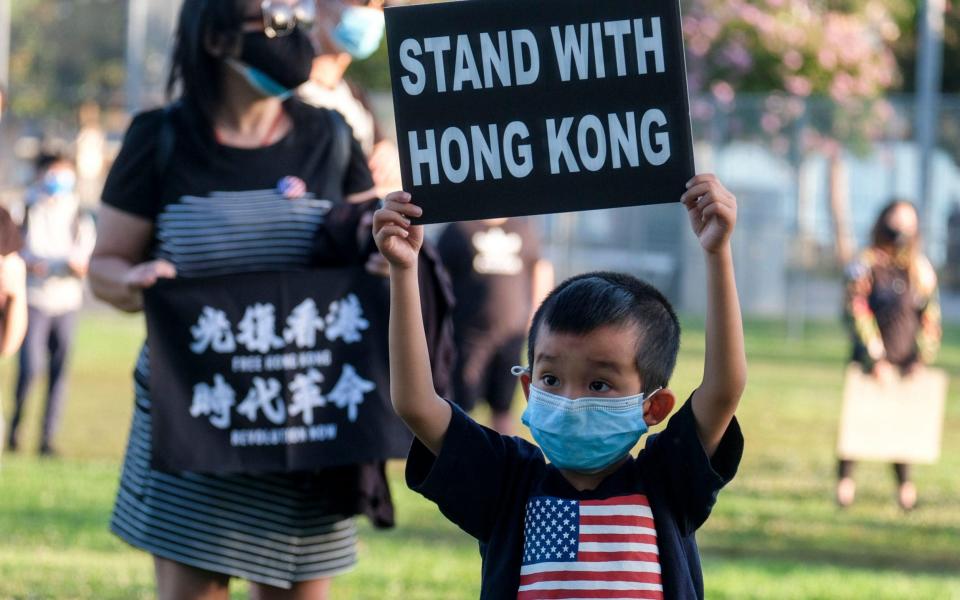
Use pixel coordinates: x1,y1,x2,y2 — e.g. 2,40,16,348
75,103,108,207
6,152,94,457
0,208,27,463
88,0,431,597
437,217,553,434
837,200,942,511
946,199,960,290
300,0,402,196
0,211,26,355
0,85,10,195
300,0,454,353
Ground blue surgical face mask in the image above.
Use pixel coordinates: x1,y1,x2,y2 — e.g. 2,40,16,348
519,383,658,474
43,170,76,196
226,59,296,100
332,6,385,59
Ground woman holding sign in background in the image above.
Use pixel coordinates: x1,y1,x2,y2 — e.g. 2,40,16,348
837,200,942,511
89,1,412,597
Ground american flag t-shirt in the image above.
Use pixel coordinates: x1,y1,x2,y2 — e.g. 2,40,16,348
518,494,663,599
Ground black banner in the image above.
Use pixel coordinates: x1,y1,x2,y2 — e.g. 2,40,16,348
385,0,694,224
144,270,411,474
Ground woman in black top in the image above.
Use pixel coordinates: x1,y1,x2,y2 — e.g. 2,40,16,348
90,1,388,597
837,200,941,511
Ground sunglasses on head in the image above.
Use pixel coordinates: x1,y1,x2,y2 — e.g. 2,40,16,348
245,0,316,38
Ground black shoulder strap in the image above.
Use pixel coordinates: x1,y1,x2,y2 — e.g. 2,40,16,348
154,102,178,179
327,108,352,177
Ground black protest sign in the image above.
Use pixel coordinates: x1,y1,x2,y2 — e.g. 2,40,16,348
385,0,694,224
144,269,411,474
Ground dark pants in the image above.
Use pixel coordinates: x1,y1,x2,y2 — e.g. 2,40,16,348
8,307,78,449
837,459,911,485
452,333,526,415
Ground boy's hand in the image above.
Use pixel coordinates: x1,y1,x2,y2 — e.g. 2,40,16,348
373,191,424,270
376,191,452,455
681,174,737,254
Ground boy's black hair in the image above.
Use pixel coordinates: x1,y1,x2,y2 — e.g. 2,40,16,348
527,272,681,394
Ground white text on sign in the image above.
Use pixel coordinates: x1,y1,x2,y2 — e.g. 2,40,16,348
398,18,666,96
408,110,671,186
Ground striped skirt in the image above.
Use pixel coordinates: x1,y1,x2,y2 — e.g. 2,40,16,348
110,347,358,588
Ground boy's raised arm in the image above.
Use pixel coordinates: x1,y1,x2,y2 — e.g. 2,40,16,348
373,192,452,455
680,174,748,458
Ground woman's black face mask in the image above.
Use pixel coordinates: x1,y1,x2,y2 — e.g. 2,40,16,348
879,221,911,248
235,28,316,94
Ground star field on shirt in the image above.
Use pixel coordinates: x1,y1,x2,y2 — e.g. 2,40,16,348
518,494,663,599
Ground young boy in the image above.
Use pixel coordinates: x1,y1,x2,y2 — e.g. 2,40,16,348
373,174,746,599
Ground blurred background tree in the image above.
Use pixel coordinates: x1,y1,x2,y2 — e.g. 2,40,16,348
6,0,957,116
891,1,960,93
8,0,125,120
681,0,910,265
682,0,904,149
345,40,392,92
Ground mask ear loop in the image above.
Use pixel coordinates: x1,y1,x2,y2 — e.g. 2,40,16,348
640,387,664,416
511,366,529,377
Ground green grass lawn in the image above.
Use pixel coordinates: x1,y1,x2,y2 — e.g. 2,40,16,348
1,311,959,599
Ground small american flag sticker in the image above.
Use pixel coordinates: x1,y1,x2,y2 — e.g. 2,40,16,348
518,494,662,599
277,176,307,199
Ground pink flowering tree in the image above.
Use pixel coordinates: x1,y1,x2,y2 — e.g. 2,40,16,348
684,0,902,148
683,0,904,263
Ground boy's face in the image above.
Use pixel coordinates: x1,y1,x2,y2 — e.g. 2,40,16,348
521,322,675,427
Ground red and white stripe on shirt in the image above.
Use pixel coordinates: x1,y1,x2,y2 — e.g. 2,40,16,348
517,494,662,599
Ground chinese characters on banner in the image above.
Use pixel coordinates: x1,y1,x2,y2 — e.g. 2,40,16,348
187,296,371,429
145,269,411,474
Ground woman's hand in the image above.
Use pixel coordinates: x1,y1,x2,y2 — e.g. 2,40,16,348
871,359,896,385
373,191,424,271
123,259,177,292
904,361,925,377
89,205,157,313
681,174,738,255
27,258,49,277
68,257,89,278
